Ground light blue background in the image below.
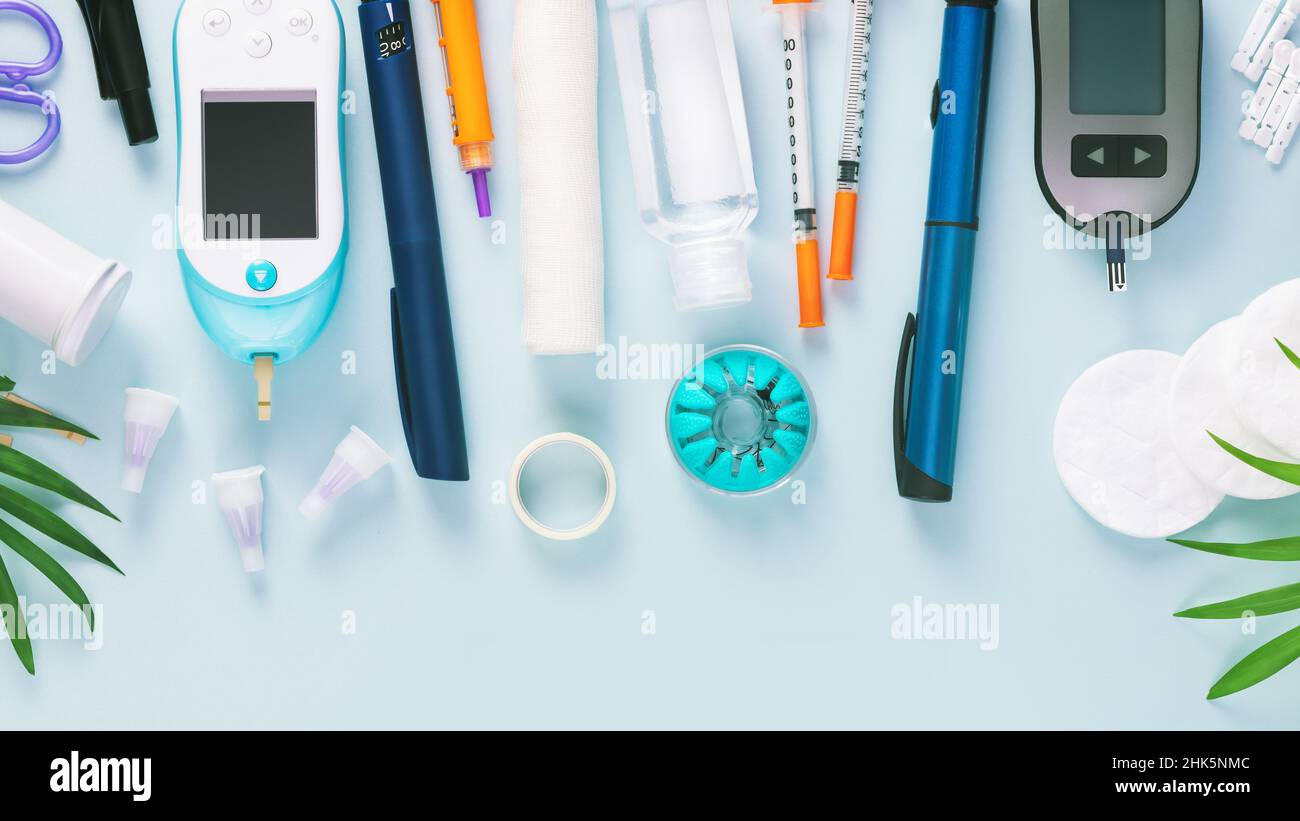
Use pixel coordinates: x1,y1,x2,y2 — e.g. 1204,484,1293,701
2,0,1298,729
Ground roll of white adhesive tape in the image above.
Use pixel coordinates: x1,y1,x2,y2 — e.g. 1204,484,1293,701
509,433,616,541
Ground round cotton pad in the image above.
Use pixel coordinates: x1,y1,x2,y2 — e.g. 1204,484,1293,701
1228,278,1300,458
1054,350,1223,539
1170,318,1300,500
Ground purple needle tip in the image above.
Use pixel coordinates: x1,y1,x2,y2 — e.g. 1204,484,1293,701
471,169,492,218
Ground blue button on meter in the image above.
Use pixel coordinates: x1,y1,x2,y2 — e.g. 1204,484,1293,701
246,260,278,292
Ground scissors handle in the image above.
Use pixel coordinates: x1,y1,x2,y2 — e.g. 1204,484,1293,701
0,84,61,164
0,0,63,82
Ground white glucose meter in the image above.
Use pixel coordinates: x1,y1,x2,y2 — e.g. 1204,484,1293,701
173,0,347,365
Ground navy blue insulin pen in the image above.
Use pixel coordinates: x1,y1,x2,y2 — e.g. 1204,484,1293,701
894,0,996,503
360,0,469,481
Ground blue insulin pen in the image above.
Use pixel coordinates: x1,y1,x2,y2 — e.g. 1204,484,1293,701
894,0,997,503
360,0,469,481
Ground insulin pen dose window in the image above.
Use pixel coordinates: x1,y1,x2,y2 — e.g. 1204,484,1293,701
202,91,318,241
377,22,408,58
1069,0,1166,116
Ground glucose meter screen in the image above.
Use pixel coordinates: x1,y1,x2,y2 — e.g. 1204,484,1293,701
202,94,318,241
1069,0,1166,116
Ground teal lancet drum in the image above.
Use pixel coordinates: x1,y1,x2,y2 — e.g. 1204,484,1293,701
665,345,816,496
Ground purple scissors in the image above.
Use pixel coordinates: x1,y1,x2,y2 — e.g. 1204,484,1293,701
0,0,62,165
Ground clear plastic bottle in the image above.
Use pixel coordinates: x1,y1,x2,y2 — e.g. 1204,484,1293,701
607,0,759,311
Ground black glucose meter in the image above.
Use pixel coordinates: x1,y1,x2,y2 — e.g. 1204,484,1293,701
1032,0,1202,292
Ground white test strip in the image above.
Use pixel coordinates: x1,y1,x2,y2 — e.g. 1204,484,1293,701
1247,0,1300,81
1235,0,1281,73
1268,78,1300,162
1242,40,1296,140
1258,50,1300,145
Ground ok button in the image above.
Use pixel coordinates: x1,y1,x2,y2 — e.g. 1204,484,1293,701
246,260,278,292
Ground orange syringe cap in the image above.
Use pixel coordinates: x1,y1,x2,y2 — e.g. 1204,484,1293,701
796,239,825,328
828,191,858,281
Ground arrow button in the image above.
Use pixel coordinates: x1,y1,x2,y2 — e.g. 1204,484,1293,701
244,30,273,58
203,10,231,36
1071,135,1119,178
246,260,278,293
1119,135,1168,178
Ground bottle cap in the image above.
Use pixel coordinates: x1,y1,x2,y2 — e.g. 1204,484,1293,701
670,238,753,312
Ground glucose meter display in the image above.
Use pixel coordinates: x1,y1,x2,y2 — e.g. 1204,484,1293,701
1069,0,1166,116
202,94,318,241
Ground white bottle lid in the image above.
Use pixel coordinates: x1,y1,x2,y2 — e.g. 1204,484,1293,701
0,197,132,366
55,262,132,366
670,238,753,312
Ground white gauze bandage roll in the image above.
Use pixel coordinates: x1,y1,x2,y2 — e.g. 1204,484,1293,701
514,0,605,355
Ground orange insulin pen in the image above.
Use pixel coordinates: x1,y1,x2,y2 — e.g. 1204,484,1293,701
431,0,495,217
773,0,824,328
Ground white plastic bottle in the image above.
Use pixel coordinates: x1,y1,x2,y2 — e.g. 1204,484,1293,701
0,197,132,366
607,0,759,311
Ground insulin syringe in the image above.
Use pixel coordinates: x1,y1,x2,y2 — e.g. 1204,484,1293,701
774,0,825,328
829,0,874,282
431,0,496,218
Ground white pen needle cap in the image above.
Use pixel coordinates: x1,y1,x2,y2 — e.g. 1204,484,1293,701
121,388,180,493
299,427,392,520
212,466,267,573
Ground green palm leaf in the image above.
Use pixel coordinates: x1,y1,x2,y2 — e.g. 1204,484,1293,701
1176,582,1300,619
0,552,34,675
1209,433,1300,486
0,447,117,521
0,486,121,574
1169,536,1300,561
1208,624,1300,700
0,401,97,440
0,519,93,632
1277,338,1300,371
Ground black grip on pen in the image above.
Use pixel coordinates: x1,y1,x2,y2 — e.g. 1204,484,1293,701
388,240,470,482
893,312,917,479
77,0,158,145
